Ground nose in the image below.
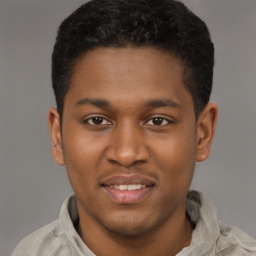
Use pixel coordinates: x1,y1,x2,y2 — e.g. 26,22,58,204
106,122,150,167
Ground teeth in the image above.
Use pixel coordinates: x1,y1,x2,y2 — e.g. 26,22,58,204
109,184,146,190
119,185,127,191
128,184,137,190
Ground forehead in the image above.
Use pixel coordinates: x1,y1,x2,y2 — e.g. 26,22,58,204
67,47,192,109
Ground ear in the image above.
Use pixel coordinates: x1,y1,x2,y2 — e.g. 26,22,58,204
47,108,65,165
196,102,218,162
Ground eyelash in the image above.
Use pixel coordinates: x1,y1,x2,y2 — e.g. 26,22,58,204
84,116,173,126
84,116,112,126
146,117,172,126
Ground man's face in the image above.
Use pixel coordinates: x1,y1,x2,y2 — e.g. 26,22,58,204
53,47,204,236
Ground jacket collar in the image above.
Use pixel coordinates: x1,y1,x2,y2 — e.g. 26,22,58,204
59,190,221,256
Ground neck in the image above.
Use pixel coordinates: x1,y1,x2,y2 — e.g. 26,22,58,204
77,206,192,256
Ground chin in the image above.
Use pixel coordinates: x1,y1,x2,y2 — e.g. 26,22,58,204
100,215,156,238
105,225,151,238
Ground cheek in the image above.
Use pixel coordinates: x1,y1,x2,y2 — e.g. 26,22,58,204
152,127,197,188
64,126,106,162
62,129,107,191
153,138,196,211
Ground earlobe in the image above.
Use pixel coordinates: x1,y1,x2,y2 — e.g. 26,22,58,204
47,108,65,165
196,102,218,162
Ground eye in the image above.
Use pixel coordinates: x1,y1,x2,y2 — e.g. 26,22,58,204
146,117,171,126
85,116,111,125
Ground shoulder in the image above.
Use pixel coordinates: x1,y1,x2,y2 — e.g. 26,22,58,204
216,221,256,256
12,220,72,256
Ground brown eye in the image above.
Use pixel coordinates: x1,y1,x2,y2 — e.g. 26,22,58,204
91,117,103,125
147,117,171,126
86,116,111,125
152,117,164,125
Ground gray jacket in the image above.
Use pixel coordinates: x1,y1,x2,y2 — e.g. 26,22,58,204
12,191,256,256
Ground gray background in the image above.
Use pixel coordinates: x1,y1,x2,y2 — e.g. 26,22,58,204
0,0,255,255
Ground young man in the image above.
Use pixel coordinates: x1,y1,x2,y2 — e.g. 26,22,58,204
13,0,256,255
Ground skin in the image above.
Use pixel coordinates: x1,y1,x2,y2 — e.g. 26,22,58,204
48,47,218,256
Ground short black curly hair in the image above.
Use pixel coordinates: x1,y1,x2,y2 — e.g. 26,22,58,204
52,0,214,120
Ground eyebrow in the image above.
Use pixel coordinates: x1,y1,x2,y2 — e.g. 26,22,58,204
76,98,110,108
143,99,182,109
75,98,181,109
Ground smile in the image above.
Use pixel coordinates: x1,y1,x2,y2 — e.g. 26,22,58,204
109,184,147,190
103,185,153,204
101,174,156,204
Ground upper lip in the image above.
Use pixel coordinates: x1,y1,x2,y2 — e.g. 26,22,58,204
101,174,156,187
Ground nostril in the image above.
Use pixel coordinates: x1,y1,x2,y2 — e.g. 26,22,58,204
105,133,150,166
108,158,146,167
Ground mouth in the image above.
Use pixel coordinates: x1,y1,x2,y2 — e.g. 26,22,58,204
101,175,155,204
108,184,148,190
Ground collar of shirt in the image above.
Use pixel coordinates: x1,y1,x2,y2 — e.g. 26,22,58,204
59,190,220,256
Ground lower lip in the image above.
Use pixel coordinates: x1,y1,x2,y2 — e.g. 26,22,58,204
103,186,153,204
